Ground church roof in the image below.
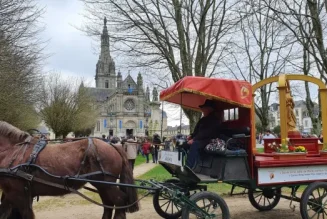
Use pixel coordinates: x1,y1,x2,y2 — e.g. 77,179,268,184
166,124,190,131
121,74,137,89
88,87,116,102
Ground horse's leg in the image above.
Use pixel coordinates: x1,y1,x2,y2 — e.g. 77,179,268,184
94,187,114,219
2,193,23,219
11,196,34,219
0,200,13,219
109,187,128,219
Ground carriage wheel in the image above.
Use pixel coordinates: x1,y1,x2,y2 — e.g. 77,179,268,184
182,191,230,219
153,179,183,219
248,188,281,211
300,182,327,219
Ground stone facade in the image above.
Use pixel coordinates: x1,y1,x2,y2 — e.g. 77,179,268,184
90,18,167,137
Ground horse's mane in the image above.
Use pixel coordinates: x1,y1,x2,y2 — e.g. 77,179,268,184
0,121,30,144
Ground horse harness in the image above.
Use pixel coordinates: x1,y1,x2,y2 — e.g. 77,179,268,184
0,137,122,208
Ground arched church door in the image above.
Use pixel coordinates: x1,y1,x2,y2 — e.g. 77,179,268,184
125,120,136,137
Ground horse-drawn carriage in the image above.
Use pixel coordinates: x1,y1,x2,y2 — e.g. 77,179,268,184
1,74,327,219
152,75,327,219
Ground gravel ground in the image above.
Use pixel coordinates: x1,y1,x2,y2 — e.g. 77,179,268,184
34,195,302,219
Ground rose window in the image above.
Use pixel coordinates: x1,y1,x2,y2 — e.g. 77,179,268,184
124,99,135,110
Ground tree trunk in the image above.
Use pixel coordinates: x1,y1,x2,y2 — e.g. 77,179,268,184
261,114,269,131
183,108,202,133
304,81,318,134
302,38,319,135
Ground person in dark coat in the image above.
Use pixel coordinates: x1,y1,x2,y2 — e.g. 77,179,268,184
151,133,161,163
186,99,222,169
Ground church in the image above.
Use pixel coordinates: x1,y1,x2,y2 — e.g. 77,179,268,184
89,18,167,138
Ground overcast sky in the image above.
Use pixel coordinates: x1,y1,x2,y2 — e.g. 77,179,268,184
39,0,97,85
38,0,186,126
39,0,319,128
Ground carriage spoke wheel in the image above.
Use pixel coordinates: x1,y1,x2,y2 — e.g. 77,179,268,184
300,182,327,219
248,188,281,211
153,179,183,219
182,191,230,219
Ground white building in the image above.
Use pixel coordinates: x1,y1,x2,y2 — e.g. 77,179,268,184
268,100,319,133
164,124,191,138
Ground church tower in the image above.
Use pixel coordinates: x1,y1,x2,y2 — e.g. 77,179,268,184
95,17,116,89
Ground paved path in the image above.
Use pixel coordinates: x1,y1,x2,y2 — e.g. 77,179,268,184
134,162,158,177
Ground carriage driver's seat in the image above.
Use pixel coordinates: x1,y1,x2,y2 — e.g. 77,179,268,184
195,126,250,168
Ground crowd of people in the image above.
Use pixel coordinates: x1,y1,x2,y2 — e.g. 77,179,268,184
257,130,324,144
100,133,181,172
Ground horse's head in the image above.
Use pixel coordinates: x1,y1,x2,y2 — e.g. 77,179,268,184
0,121,30,145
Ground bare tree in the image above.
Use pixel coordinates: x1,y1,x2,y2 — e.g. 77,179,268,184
266,0,327,82
81,0,239,131
264,0,325,133
299,12,321,134
72,83,99,136
38,74,98,138
0,0,44,130
224,0,296,130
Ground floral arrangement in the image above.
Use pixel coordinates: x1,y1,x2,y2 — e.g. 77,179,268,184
268,138,307,153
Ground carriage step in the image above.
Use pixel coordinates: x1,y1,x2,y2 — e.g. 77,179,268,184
195,173,218,183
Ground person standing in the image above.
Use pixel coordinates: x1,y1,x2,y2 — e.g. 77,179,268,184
124,135,138,171
152,133,161,163
142,138,151,163
170,137,176,151
110,136,122,147
137,137,145,157
101,134,109,143
262,130,275,140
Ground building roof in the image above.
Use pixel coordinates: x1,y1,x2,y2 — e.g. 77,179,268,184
166,124,190,131
88,87,116,102
121,74,137,89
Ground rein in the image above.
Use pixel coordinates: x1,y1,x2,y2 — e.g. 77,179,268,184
0,136,147,210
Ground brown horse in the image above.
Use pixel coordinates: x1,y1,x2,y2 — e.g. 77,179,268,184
0,121,139,219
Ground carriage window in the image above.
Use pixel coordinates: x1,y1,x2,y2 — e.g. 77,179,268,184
223,108,239,121
96,121,100,131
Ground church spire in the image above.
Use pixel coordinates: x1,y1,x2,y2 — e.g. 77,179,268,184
95,17,116,89
100,17,110,60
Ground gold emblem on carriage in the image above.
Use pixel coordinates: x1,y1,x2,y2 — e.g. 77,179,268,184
270,173,274,180
241,86,250,99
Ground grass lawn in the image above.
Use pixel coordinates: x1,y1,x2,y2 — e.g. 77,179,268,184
137,158,308,196
135,154,147,167
137,165,246,196
256,148,264,153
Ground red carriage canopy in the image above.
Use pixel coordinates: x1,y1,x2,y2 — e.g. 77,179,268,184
160,76,252,110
